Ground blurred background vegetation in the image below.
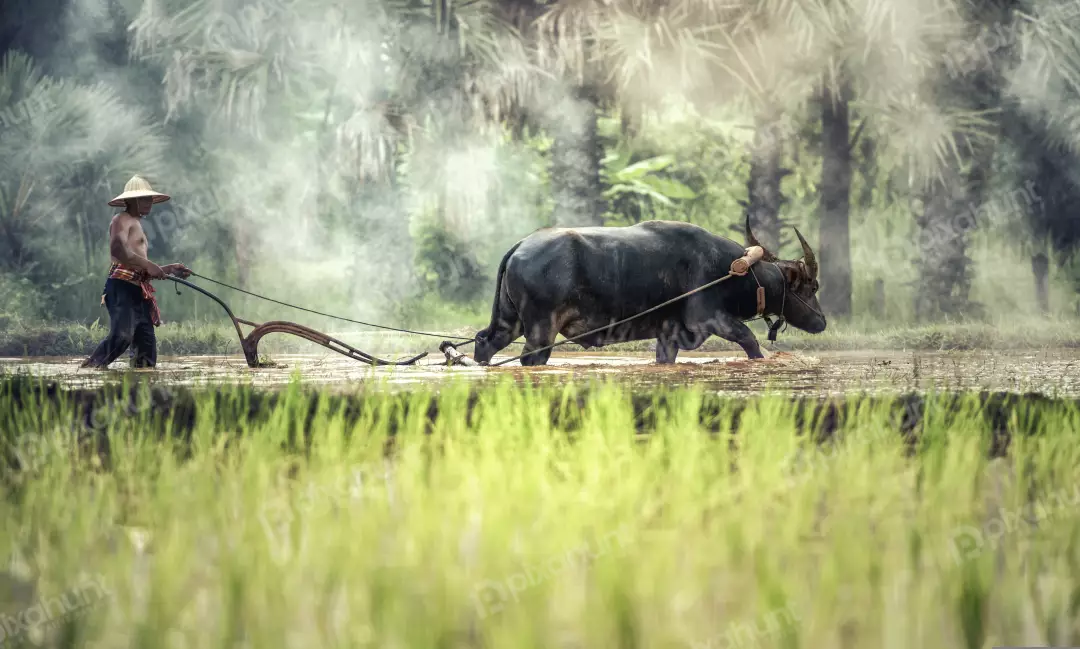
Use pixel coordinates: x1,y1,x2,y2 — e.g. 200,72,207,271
2,0,1080,340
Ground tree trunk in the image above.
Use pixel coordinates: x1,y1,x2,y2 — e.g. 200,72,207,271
913,122,997,320
913,167,973,319
858,129,876,211
819,78,854,318
871,278,886,319
1032,252,1050,314
551,85,604,227
743,113,788,251
911,0,1017,320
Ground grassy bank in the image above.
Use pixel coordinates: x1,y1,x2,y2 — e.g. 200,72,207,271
2,375,1080,647
4,315,1079,358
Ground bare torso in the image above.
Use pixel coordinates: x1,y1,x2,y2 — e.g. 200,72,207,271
110,212,149,285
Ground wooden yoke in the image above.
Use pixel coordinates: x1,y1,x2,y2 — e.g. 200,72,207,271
730,245,765,276
728,245,768,316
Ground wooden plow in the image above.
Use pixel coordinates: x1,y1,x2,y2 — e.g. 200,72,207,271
167,277,429,368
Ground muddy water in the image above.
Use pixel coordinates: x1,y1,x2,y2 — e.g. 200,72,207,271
2,348,1079,397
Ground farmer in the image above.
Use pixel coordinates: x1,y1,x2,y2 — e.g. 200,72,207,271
81,176,192,369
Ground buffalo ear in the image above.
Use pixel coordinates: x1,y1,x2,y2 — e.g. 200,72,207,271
781,263,803,289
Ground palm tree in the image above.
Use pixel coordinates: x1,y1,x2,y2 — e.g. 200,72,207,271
728,0,978,319
522,0,884,319
898,0,1020,319
517,0,1035,323
527,0,749,227
127,0,537,306
1000,0,1080,313
529,0,610,226
0,50,166,319
765,0,1032,321
817,70,855,317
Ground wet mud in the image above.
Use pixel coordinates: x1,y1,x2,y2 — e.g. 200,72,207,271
2,348,1079,397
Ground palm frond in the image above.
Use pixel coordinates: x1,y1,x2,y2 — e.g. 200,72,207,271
1008,0,1080,156
874,91,999,189
0,52,166,276
0,50,44,109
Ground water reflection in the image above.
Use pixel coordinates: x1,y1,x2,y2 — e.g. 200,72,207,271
1,349,1078,397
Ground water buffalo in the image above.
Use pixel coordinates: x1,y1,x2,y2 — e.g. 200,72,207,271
473,218,827,366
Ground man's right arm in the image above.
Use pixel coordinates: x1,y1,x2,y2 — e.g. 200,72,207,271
109,217,165,278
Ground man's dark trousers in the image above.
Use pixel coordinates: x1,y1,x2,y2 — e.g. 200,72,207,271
84,278,157,368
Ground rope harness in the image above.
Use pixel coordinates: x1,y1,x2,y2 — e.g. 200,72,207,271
749,264,788,343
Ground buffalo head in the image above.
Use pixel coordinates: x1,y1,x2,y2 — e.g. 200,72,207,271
745,216,827,334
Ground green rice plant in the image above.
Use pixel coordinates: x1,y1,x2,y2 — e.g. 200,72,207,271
0,376,1078,648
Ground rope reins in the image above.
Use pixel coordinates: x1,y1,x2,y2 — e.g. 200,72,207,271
182,271,500,344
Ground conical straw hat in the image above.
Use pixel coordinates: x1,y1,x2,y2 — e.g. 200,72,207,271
108,175,171,207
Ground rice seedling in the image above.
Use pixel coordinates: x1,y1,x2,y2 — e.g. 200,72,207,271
1,375,1078,648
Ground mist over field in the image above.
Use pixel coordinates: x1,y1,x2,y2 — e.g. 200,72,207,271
2,0,1080,339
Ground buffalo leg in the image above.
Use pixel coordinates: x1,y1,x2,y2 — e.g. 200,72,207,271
657,321,710,363
692,314,764,359
656,336,679,364
474,303,522,364
520,316,557,366
476,319,522,364
656,320,687,364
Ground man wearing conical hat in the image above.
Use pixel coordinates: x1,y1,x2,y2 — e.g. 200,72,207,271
81,176,193,369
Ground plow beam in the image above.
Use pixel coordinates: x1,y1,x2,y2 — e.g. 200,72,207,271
237,319,428,368
166,277,428,368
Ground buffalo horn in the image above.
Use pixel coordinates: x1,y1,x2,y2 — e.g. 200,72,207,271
794,227,818,280
744,215,778,262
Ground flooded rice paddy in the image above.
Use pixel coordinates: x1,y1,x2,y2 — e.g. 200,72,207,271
2,347,1079,396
